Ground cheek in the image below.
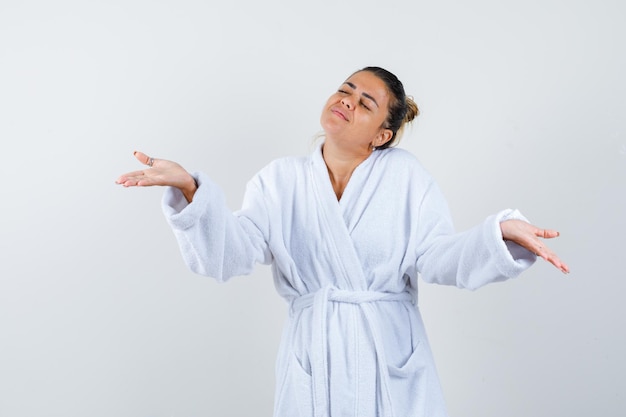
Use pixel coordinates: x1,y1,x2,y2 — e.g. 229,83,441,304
320,97,339,124
319,108,335,131
324,94,340,107
320,97,334,116
358,114,383,132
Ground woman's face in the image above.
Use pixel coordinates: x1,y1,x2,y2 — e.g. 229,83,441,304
320,71,393,150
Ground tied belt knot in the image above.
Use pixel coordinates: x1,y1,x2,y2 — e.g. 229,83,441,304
290,286,414,417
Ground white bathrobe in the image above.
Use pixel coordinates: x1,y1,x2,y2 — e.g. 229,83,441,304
162,143,536,417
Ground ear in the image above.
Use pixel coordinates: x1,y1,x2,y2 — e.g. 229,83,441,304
375,128,393,147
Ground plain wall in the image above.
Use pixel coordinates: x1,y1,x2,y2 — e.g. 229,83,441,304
1,0,624,416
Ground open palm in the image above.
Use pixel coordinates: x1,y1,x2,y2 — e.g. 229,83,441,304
500,219,569,274
116,151,197,202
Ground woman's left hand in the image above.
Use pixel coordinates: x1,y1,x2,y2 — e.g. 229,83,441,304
500,219,570,274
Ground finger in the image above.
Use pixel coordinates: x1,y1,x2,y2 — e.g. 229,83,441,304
545,254,570,274
116,170,146,184
128,174,163,187
537,246,570,274
118,177,143,187
133,151,152,166
536,228,560,239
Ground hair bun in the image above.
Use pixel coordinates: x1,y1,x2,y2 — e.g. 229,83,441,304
404,96,420,123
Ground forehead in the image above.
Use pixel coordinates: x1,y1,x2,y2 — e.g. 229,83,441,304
344,71,390,103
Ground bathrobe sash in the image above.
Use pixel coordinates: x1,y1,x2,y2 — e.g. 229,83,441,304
291,287,413,417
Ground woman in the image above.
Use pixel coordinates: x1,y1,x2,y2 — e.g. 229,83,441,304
117,67,568,417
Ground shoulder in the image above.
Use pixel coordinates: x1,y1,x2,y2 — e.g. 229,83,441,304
258,155,308,176
379,146,422,165
377,147,434,182
249,154,309,190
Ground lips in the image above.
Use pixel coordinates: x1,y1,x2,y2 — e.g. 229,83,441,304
331,106,348,121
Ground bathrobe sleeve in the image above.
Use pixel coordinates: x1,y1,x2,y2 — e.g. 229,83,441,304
162,172,272,282
415,180,537,290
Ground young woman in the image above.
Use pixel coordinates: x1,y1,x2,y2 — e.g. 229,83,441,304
117,66,568,417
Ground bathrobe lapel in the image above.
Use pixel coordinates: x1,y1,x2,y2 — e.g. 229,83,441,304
309,145,380,291
308,146,401,417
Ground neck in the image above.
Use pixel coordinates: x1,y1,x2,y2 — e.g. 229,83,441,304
322,139,372,200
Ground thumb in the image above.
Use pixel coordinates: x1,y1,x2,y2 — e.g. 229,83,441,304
133,151,152,166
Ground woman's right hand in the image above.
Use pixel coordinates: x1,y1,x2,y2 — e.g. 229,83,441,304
116,151,197,203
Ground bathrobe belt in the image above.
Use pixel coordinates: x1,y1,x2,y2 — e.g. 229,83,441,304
291,286,414,417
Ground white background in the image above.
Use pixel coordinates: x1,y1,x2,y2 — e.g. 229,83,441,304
1,0,624,416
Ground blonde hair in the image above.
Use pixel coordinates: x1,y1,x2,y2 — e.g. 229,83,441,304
393,95,420,144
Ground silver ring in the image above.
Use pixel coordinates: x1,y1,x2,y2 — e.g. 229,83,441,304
148,157,154,167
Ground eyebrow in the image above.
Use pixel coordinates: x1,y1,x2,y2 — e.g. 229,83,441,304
344,82,379,108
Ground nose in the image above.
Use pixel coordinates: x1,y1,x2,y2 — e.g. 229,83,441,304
341,96,355,110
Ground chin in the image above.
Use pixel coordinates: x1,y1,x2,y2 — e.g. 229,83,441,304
320,116,343,136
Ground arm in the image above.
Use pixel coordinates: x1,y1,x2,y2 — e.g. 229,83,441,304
162,172,272,281
414,181,567,290
117,151,272,281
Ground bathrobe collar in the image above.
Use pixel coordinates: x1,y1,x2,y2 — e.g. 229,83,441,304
309,142,385,292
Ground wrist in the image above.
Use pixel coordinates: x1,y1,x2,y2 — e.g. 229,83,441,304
500,220,511,241
181,175,198,203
